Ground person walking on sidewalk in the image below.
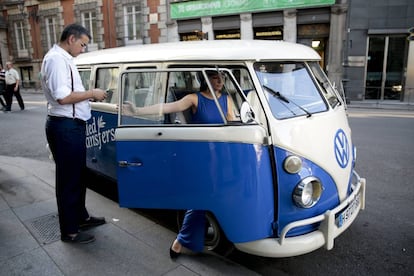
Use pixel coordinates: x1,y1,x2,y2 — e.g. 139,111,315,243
4,61,24,111
41,23,108,244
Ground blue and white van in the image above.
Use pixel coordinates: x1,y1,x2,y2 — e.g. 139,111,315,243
76,40,366,257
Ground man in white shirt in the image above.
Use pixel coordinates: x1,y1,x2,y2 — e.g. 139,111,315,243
41,23,107,244
4,61,24,111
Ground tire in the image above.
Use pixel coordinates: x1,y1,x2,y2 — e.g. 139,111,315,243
176,211,234,256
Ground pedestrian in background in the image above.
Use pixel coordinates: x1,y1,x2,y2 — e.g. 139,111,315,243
41,23,107,244
0,64,6,110
4,61,24,111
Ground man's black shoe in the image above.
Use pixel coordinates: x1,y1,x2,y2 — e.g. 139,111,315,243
61,232,95,244
79,216,106,230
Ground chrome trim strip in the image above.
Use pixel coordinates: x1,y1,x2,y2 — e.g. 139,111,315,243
116,125,268,145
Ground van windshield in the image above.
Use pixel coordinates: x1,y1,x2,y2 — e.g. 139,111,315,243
254,62,333,119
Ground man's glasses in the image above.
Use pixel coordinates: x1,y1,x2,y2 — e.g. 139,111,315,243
79,40,88,48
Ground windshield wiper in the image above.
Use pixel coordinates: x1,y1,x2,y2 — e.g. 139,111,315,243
263,85,312,118
263,85,290,103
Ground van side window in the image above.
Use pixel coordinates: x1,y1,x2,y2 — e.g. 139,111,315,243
120,69,253,126
231,68,265,124
121,71,163,124
96,67,120,104
78,69,91,91
122,72,158,107
166,70,240,125
166,71,199,124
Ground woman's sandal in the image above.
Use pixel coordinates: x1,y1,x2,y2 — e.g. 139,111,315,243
169,240,181,259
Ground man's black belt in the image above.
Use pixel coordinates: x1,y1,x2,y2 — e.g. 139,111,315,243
48,115,86,125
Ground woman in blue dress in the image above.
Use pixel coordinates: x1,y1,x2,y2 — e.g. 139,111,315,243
123,70,235,258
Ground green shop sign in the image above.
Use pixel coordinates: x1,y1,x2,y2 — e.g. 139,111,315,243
170,0,335,19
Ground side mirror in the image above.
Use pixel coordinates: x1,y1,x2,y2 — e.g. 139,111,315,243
240,101,255,124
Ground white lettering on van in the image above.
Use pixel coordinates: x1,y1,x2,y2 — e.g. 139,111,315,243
86,116,116,150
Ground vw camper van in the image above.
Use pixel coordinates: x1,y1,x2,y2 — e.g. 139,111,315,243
76,40,365,257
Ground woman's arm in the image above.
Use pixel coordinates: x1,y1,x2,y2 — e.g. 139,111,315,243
123,93,197,116
226,95,237,121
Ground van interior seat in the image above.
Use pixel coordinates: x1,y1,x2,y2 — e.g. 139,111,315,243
134,88,150,107
167,87,197,124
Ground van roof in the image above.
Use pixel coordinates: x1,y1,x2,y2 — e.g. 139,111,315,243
75,40,320,65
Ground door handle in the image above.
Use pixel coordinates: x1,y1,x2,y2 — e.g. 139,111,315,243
118,160,143,167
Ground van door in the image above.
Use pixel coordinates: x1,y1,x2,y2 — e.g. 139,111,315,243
116,68,275,241
86,66,119,180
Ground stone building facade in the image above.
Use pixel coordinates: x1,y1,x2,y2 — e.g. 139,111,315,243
0,0,412,103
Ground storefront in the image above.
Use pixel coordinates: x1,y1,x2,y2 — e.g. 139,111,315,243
169,0,336,74
343,0,414,103
365,34,407,101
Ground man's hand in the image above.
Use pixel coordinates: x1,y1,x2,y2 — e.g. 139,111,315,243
91,88,107,101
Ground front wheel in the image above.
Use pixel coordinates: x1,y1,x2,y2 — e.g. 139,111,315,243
176,211,234,256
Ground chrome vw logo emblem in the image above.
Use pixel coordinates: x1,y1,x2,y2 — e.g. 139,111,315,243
334,129,349,168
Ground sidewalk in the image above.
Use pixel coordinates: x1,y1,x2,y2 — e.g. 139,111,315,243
348,100,414,111
0,155,258,276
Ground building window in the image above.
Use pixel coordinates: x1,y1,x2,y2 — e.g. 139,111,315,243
214,29,240,40
14,21,29,58
180,31,207,41
123,5,142,44
81,11,98,49
365,36,406,100
45,17,59,49
20,66,34,88
254,26,283,40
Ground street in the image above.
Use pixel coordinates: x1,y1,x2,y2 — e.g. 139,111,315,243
226,107,414,275
0,93,49,162
1,92,413,275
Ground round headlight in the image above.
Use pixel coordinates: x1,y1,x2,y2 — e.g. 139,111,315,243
284,155,302,174
293,177,323,208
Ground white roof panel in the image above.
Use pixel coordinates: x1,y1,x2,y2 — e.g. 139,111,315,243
75,40,320,65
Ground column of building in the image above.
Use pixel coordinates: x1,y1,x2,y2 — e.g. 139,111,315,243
328,3,348,96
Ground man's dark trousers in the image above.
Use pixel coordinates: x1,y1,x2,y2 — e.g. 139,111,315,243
46,116,89,235
4,84,24,111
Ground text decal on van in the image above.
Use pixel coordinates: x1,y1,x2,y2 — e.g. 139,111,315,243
86,116,116,150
